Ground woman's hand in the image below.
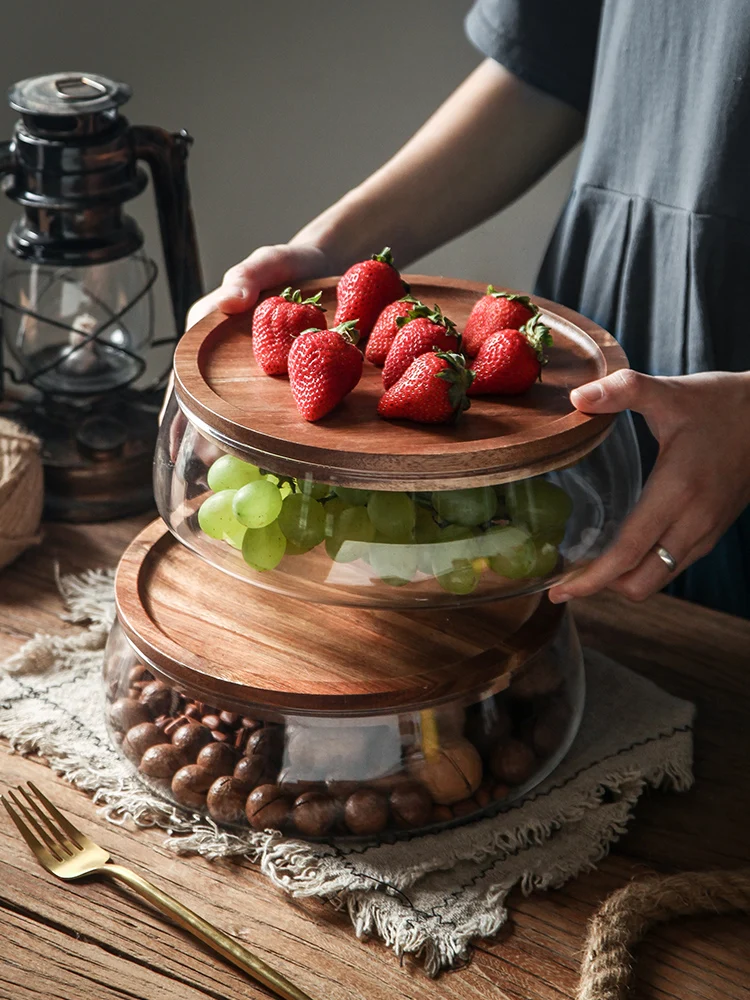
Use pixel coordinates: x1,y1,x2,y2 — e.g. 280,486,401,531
185,242,331,329
548,369,750,604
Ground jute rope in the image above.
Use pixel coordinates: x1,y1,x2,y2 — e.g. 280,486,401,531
578,867,750,999
0,417,43,570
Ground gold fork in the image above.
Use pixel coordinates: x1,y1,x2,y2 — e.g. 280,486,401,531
2,781,313,1000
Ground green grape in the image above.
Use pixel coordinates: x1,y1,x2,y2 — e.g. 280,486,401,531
241,520,286,571
484,525,536,579
505,478,573,540
297,479,331,500
437,562,479,596
232,479,283,528
333,486,371,506
325,505,376,562
430,523,476,577
367,491,416,540
198,489,242,540
433,486,498,527
279,481,294,500
529,541,560,577
277,493,325,553
415,506,440,574
207,454,261,492
369,538,418,586
222,519,247,550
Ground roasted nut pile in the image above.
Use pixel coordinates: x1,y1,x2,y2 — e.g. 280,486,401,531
106,654,573,840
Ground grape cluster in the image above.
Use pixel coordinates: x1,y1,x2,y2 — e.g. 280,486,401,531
197,453,573,594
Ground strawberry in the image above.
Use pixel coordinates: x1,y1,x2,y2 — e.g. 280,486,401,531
378,351,474,424
252,287,326,375
334,247,407,338
382,303,461,389
462,286,539,357
365,295,420,366
288,321,363,421
468,315,553,396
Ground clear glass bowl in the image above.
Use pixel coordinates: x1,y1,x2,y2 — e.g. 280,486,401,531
103,607,584,842
154,391,641,609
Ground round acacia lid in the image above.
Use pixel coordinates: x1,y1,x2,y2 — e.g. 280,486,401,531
173,276,628,491
115,519,564,717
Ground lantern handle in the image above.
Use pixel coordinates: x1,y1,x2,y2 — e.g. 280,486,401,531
130,126,204,339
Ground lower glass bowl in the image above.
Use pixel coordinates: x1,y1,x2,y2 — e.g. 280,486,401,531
103,605,585,843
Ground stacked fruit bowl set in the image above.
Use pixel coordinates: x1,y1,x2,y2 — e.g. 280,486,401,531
103,252,640,842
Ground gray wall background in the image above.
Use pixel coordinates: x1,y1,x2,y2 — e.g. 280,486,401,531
0,0,578,338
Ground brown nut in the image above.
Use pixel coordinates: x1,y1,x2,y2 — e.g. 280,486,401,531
245,727,281,758
510,654,563,699
128,663,152,686
172,764,214,808
206,776,247,824
492,782,510,801
245,784,291,831
389,782,433,829
109,697,151,734
138,680,173,718
233,755,265,793
431,804,453,824
241,716,263,731
196,741,237,780
490,739,536,785
139,744,186,780
475,786,492,809
201,713,225,732
532,699,572,758
451,797,478,819
219,711,240,728
291,791,339,837
122,722,165,762
407,738,483,805
343,788,389,837
171,721,213,761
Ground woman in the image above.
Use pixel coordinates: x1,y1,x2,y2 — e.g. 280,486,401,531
189,0,750,617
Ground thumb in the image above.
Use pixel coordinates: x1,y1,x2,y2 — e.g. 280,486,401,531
570,369,658,415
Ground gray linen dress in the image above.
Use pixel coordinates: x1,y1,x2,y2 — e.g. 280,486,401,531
466,0,750,617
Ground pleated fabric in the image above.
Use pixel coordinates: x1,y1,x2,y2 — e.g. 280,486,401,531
466,0,750,616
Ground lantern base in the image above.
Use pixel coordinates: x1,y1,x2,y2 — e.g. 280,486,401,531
5,390,161,522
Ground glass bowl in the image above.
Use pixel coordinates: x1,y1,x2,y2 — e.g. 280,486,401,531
155,389,639,608
104,590,585,843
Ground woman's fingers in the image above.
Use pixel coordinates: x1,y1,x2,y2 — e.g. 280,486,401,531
547,460,685,603
186,243,331,331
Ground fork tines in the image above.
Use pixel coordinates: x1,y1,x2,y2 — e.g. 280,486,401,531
2,781,84,862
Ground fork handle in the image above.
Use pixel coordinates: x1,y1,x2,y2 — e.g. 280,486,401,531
103,863,313,1000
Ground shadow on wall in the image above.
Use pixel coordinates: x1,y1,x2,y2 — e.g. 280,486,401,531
0,0,578,331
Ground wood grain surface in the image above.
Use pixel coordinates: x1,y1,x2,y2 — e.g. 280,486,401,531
173,277,629,490
114,518,564,715
1,515,749,1000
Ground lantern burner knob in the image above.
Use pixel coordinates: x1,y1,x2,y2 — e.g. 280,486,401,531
75,415,128,462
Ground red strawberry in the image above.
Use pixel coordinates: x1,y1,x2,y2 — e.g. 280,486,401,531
288,321,363,421
378,351,474,424
365,295,420,366
252,287,326,375
382,304,460,389
462,286,538,357
468,316,553,395
334,247,407,337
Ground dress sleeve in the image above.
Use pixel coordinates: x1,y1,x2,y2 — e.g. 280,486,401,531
465,0,603,115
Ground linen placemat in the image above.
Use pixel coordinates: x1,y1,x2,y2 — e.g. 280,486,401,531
0,569,694,975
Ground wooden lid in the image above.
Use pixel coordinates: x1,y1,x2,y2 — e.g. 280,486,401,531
173,276,628,491
115,519,565,717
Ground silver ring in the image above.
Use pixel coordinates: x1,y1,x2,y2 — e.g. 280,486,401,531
653,544,677,573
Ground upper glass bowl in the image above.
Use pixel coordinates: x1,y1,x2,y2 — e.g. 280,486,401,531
155,276,641,608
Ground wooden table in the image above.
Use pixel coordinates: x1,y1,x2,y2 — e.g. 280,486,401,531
1,515,748,1000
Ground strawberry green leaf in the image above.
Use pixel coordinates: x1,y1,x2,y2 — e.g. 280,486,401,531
486,286,539,315
433,351,474,420
281,287,326,310
371,247,395,266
